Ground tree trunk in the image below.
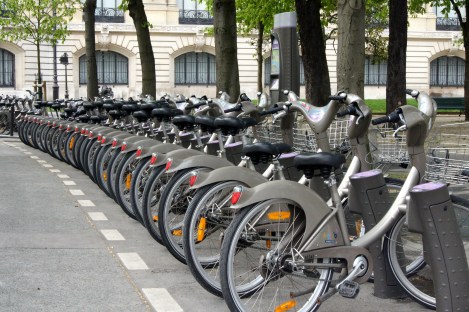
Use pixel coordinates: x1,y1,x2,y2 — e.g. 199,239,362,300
36,42,42,100
386,0,407,115
213,0,240,100
129,0,156,98
83,0,99,99
337,0,365,98
464,3,469,121
256,21,264,94
295,0,331,105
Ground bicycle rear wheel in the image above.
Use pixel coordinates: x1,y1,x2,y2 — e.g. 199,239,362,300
385,194,469,309
220,198,332,312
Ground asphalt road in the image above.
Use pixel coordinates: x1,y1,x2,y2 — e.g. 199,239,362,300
0,137,436,312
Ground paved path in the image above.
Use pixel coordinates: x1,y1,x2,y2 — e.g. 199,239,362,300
0,137,441,312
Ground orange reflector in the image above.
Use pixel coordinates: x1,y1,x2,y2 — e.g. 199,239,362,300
231,186,243,205
136,147,142,157
197,217,206,242
172,229,182,236
266,239,271,249
189,174,198,187
121,142,127,151
125,173,132,189
165,158,173,171
150,153,157,165
274,300,296,312
112,139,117,147
267,211,291,220
69,137,75,150
153,215,158,222
103,172,107,182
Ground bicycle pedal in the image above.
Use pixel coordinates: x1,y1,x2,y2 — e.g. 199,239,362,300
338,280,360,298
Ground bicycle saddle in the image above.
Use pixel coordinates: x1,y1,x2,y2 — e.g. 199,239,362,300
141,100,169,111
195,115,217,132
172,115,196,131
103,103,115,111
133,110,150,122
243,142,292,165
293,152,346,178
83,101,94,109
214,117,252,136
122,103,139,112
79,115,91,122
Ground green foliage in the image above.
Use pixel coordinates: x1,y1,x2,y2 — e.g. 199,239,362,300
0,0,78,46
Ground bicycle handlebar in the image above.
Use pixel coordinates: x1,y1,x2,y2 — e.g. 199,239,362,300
224,104,242,113
259,105,285,116
371,109,402,125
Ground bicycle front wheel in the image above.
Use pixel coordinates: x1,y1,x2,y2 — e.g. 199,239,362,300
385,194,469,309
220,198,332,312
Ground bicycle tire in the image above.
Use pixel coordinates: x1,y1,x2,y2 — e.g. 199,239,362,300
141,164,168,244
95,145,113,197
129,156,152,225
183,181,248,297
114,152,138,219
384,194,469,309
219,198,332,312
158,168,211,264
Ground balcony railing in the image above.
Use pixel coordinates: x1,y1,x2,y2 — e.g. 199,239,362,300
95,7,124,23
436,17,461,31
179,10,213,25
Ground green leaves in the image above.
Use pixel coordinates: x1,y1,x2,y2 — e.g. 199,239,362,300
0,0,79,45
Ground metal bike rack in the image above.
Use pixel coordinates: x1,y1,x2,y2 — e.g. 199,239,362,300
408,182,469,311
348,169,406,298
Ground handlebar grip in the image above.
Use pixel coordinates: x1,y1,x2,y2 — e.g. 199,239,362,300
328,93,347,101
371,116,390,125
224,104,242,113
336,106,356,118
405,89,420,98
259,105,285,116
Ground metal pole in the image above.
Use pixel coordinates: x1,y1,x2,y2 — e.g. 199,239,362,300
9,104,14,136
64,64,69,99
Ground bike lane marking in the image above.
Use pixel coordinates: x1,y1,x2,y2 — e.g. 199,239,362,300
117,253,148,270
78,200,95,207
69,189,85,196
101,229,125,241
88,212,108,221
142,288,184,312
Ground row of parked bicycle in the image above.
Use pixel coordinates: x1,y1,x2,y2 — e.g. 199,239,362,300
15,89,469,312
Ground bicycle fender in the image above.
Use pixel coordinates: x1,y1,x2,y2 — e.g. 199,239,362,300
100,132,133,147
191,166,268,190
120,139,161,154
230,180,331,249
88,128,118,140
166,154,234,174
137,143,183,159
111,136,147,150
150,149,204,168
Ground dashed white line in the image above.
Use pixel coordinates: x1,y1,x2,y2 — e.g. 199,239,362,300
69,189,85,196
43,164,53,168
142,288,184,312
101,229,125,241
117,253,148,270
63,180,76,186
50,169,61,173
87,212,108,221
57,174,70,179
30,156,39,159
37,160,47,163
77,200,95,207
24,152,32,155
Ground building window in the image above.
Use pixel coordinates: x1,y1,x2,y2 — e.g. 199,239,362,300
177,0,213,25
430,56,464,86
264,56,305,85
0,48,14,87
364,57,387,85
434,6,465,31
79,51,128,85
95,0,124,23
175,52,216,85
